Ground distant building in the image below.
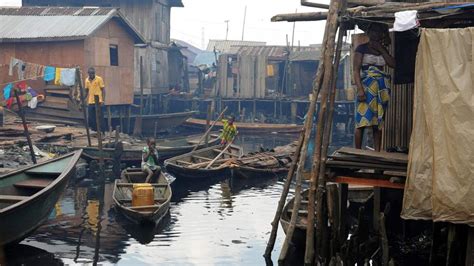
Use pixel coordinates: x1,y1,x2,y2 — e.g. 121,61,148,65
0,7,145,106
207,39,266,54
22,0,184,95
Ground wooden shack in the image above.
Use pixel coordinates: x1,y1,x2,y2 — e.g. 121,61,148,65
22,0,184,96
0,7,145,122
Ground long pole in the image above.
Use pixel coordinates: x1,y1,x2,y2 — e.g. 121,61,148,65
191,106,228,152
241,5,247,41
14,88,36,164
76,68,92,147
205,139,234,169
278,0,336,262
225,20,230,40
291,9,297,48
205,103,212,146
263,130,305,258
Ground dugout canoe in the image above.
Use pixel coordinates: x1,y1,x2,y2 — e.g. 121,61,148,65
0,150,82,246
113,168,172,225
184,118,303,134
110,111,197,135
164,144,242,179
79,133,220,164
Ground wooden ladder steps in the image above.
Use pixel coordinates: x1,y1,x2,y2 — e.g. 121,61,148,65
116,183,168,187
0,195,30,202
14,178,52,189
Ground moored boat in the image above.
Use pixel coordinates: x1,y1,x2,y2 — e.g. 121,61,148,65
0,150,82,246
113,168,172,225
79,133,220,165
184,118,303,134
164,144,242,179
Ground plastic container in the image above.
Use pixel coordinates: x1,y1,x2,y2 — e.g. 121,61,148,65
132,183,155,207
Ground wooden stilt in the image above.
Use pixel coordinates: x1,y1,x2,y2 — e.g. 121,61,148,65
373,187,381,233
205,103,212,146
339,183,348,244
305,0,343,263
380,213,389,266
94,95,104,167
14,88,36,164
119,106,124,134
126,105,131,135
278,1,336,261
133,56,144,137
263,130,305,258
107,105,112,137
76,68,91,147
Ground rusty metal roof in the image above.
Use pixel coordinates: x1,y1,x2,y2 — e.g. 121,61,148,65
206,39,266,54
0,7,145,43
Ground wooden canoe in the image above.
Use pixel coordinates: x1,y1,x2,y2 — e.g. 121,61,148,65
280,187,374,248
79,133,220,164
0,150,82,246
184,118,303,134
164,144,242,179
113,168,172,225
110,111,197,135
231,165,289,179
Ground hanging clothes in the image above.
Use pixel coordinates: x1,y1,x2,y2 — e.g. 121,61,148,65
24,63,35,79
44,66,56,82
54,68,62,85
8,57,25,79
3,83,13,100
27,97,38,109
60,68,76,86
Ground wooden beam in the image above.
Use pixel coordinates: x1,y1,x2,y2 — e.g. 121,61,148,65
301,0,330,9
334,176,405,189
271,12,328,22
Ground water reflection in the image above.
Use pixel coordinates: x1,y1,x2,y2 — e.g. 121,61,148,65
14,134,317,265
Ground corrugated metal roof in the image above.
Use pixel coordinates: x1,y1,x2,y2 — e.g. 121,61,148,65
0,7,145,43
206,39,266,53
289,50,321,62
236,45,318,61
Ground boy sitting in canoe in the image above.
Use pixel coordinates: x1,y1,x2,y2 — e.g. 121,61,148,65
220,115,237,146
142,137,161,183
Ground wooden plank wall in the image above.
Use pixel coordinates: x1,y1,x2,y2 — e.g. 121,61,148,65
85,18,135,105
238,55,254,98
255,55,267,98
216,54,229,97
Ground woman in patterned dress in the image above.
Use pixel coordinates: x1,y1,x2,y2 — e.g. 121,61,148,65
353,23,396,151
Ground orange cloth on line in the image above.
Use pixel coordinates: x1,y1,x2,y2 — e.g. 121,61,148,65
85,76,105,105
267,65,274,76
54,68,62,85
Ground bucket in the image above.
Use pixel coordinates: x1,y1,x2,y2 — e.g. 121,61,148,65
132,183,155,207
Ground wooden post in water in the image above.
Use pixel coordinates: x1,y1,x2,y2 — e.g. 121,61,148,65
107,106,112,137
306,2,344,262
119,106,124,134
154,121,158,139
264,130,305,258
94,95,104,166
14,88,36,164
205,103,212,146
126,105,131,134
76,67,92,147
134,56,144,137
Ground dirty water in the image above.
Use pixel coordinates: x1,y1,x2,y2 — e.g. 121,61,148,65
2,131,354,265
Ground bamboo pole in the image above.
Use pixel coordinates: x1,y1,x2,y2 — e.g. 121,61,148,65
107,106,112,137
304,0,342,263
14,88,36,164
313,19,346,265
191,106,228,153
76,68,92,147
277,0,333,263
263,129,305,258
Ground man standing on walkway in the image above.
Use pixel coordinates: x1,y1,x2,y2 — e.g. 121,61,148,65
85,67,105,133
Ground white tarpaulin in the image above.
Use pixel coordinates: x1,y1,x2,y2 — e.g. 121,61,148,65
401,27,474,226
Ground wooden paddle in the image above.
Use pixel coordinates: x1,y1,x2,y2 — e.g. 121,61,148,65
205,138,235,169
190,106,228,152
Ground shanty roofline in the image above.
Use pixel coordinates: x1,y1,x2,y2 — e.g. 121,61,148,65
271,2,474,24
0,7,146,44
207,39,267,53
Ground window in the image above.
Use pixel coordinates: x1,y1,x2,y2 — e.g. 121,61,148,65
110,45,118,66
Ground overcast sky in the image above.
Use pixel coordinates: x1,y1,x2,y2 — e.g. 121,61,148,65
1,0,329,49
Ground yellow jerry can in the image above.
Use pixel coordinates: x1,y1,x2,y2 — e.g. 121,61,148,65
132,183,155,207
